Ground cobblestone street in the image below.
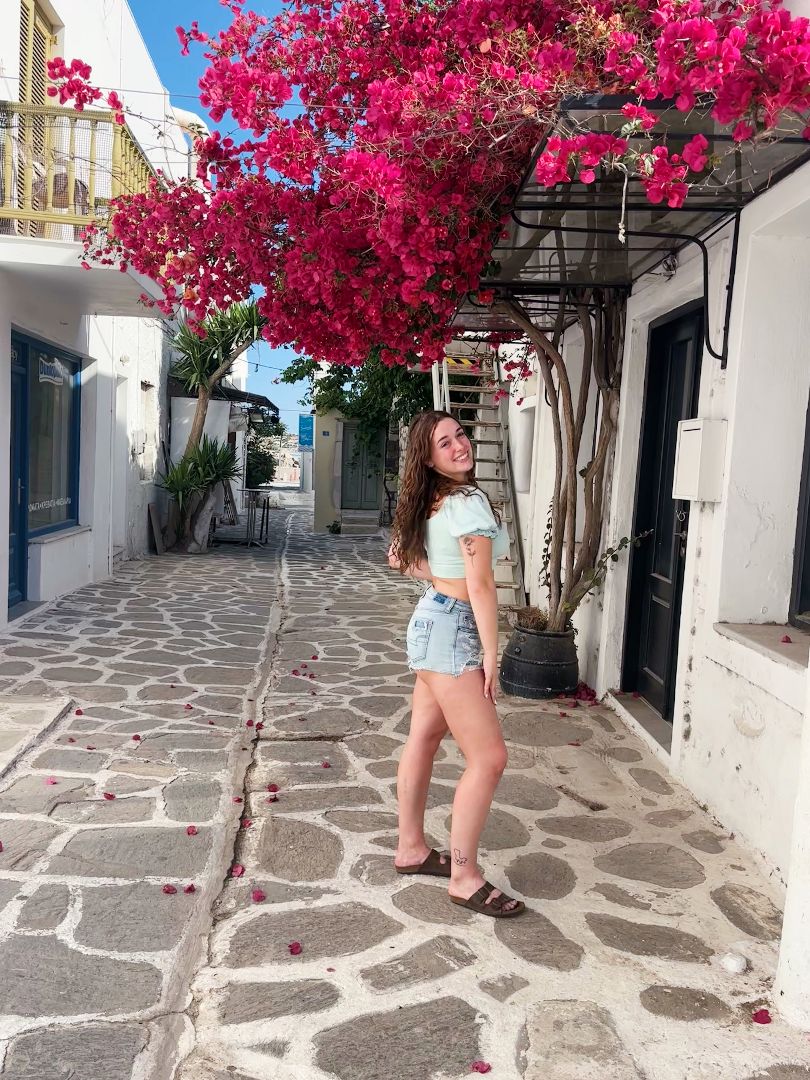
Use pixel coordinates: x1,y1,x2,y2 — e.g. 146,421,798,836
1,499,810,1079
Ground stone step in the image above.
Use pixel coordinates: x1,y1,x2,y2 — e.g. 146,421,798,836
340,524,380,536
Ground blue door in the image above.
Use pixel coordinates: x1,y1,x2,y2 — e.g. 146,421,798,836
8,354,27,608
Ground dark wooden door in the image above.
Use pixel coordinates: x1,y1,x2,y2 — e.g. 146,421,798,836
8,355,27,608
624,307,703,719
341,425,383,510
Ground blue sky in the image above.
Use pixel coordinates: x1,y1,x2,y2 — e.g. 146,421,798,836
128,0,311,434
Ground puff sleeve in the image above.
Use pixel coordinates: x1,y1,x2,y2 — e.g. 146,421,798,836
443,489,500,540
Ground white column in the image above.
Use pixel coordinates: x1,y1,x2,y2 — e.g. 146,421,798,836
774,661,810,1027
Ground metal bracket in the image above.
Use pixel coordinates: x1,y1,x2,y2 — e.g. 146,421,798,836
500,208,743,368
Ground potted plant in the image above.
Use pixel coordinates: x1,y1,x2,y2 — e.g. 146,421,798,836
495,289,635,699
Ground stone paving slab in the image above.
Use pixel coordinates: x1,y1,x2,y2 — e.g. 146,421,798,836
0,523,288,1080
178,511,810,1080
0,696,71,779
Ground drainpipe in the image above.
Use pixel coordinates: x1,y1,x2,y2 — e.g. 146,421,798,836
774,665,810,1028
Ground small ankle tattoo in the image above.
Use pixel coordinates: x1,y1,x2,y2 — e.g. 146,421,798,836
453,847,468,866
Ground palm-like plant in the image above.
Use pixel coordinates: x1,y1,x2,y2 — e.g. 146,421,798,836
161,437,241,547
172,301,266,459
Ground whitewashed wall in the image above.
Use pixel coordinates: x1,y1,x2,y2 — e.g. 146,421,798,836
0,0,193,623
515,156,810,877
0,0,190,181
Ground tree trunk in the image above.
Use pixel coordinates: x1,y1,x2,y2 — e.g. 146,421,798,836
185,386,211,459
187,486,218,554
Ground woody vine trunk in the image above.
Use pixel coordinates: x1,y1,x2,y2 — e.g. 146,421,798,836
498,289,625,632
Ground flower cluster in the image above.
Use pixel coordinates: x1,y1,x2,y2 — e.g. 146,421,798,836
49,0,810,368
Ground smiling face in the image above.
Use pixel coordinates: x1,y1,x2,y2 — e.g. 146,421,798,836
428,417,474,480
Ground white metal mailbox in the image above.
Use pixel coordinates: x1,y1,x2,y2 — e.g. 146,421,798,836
672,418,727,502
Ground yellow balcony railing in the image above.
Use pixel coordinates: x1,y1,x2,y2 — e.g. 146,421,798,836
0,100,155,240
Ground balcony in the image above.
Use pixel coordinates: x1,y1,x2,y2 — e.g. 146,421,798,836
0,99,154,239
0,100,163,315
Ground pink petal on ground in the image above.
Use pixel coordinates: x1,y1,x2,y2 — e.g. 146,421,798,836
255,722,264,731
246,719,255,728
102,792,116,801
322,761,331,769
232,796,243,804
267,783,279,793
186,825,198,836
162,884,177,895
266,794,279,803
208,720,215,725
308,673,316,679
184,704,193,710
251,888,266,903
471,1064,492,1075
230,864,245,877
288,941,303,955
75,708,84,716
45,778,58,785
86,746,96,751
292,669,300,676
559,711,567,716
301,663,308,669
241,818,253,829
311,655,319,660
183,884,196,894
0,841,4,852
67,737,76,743
781,635,793,644
752,1008,772,1024
132,734,141,741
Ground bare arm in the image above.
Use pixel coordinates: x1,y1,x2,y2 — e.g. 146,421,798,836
459,533,499,700
387,543,433,581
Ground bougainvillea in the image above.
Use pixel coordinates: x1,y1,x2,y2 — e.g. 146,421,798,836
49,0,810,370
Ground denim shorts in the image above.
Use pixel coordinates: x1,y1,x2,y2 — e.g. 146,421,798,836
406,587,483,677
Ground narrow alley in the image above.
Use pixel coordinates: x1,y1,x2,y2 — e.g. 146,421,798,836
0,498,809,1080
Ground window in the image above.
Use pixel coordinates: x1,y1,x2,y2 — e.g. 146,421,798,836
12,333,81,536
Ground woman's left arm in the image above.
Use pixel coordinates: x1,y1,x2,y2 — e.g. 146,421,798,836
388,543,433,580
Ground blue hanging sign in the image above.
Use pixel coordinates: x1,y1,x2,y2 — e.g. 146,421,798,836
298,414,314,448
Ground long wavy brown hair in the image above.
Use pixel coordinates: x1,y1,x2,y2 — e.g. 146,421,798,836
392,410,499,574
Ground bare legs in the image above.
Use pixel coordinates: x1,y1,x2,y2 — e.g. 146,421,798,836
394,675,449,869
396,668,518,910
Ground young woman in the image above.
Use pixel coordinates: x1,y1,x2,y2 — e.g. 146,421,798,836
387,410,525,918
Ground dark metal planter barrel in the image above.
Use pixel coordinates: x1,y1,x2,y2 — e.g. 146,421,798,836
499,626,578,699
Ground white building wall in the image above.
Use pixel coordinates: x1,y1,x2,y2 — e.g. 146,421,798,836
517,157,810,881
0,0,192,625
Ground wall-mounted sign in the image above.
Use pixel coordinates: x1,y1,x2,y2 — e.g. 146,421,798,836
298,413,314,448
38,355,69,386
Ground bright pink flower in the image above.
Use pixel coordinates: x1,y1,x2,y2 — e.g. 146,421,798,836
186,825,198,836
231,864,245,877
288,941,303,955
251,888,267,903
162,884,178,895
184,883,196,894
103,792,116,801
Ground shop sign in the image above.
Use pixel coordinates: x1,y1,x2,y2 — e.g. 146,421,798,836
38,356,69,386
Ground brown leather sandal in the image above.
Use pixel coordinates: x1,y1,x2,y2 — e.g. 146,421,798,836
394,848,452,878
450,881,526,918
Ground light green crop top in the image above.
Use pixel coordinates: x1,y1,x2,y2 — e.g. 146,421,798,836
425,488,510,577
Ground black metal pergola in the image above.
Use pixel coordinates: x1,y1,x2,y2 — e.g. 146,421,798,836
454,95,810,367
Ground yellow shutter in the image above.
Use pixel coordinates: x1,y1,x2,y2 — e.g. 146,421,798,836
17,0,56,234
19,0,54,106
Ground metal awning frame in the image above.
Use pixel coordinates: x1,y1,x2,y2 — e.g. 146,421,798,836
457,94,810,369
